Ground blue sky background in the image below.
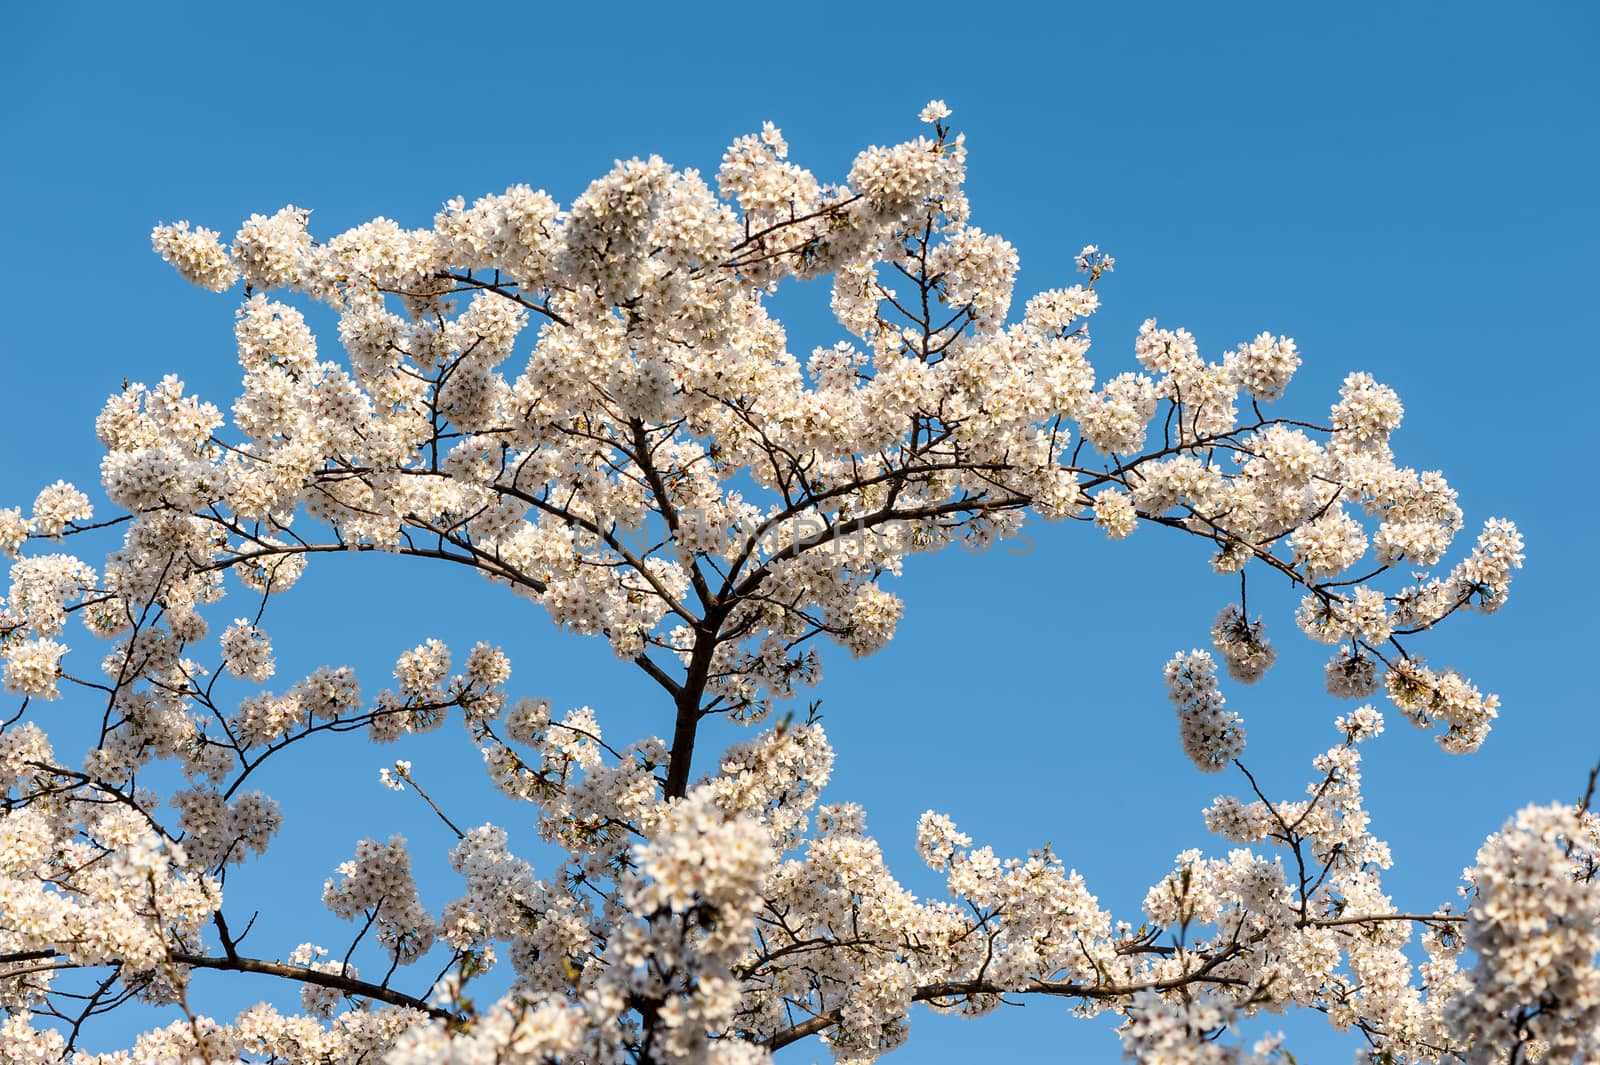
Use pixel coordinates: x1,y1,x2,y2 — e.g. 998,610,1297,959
3,2,1597,1060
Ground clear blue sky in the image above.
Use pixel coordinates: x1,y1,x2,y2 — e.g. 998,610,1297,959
3,2,1597,1060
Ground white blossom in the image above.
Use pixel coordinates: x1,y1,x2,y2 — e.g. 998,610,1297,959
1164,649,1246,771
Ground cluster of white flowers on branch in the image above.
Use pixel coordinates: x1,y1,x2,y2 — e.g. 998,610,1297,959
0,102,1580,1065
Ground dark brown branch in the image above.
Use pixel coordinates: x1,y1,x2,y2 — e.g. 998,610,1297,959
3,948,450,1019
763,968,1249,1050
1313,912,1463,928
171,951,451,1018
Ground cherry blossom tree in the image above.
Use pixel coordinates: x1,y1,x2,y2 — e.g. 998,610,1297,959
0,102,1589,1065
